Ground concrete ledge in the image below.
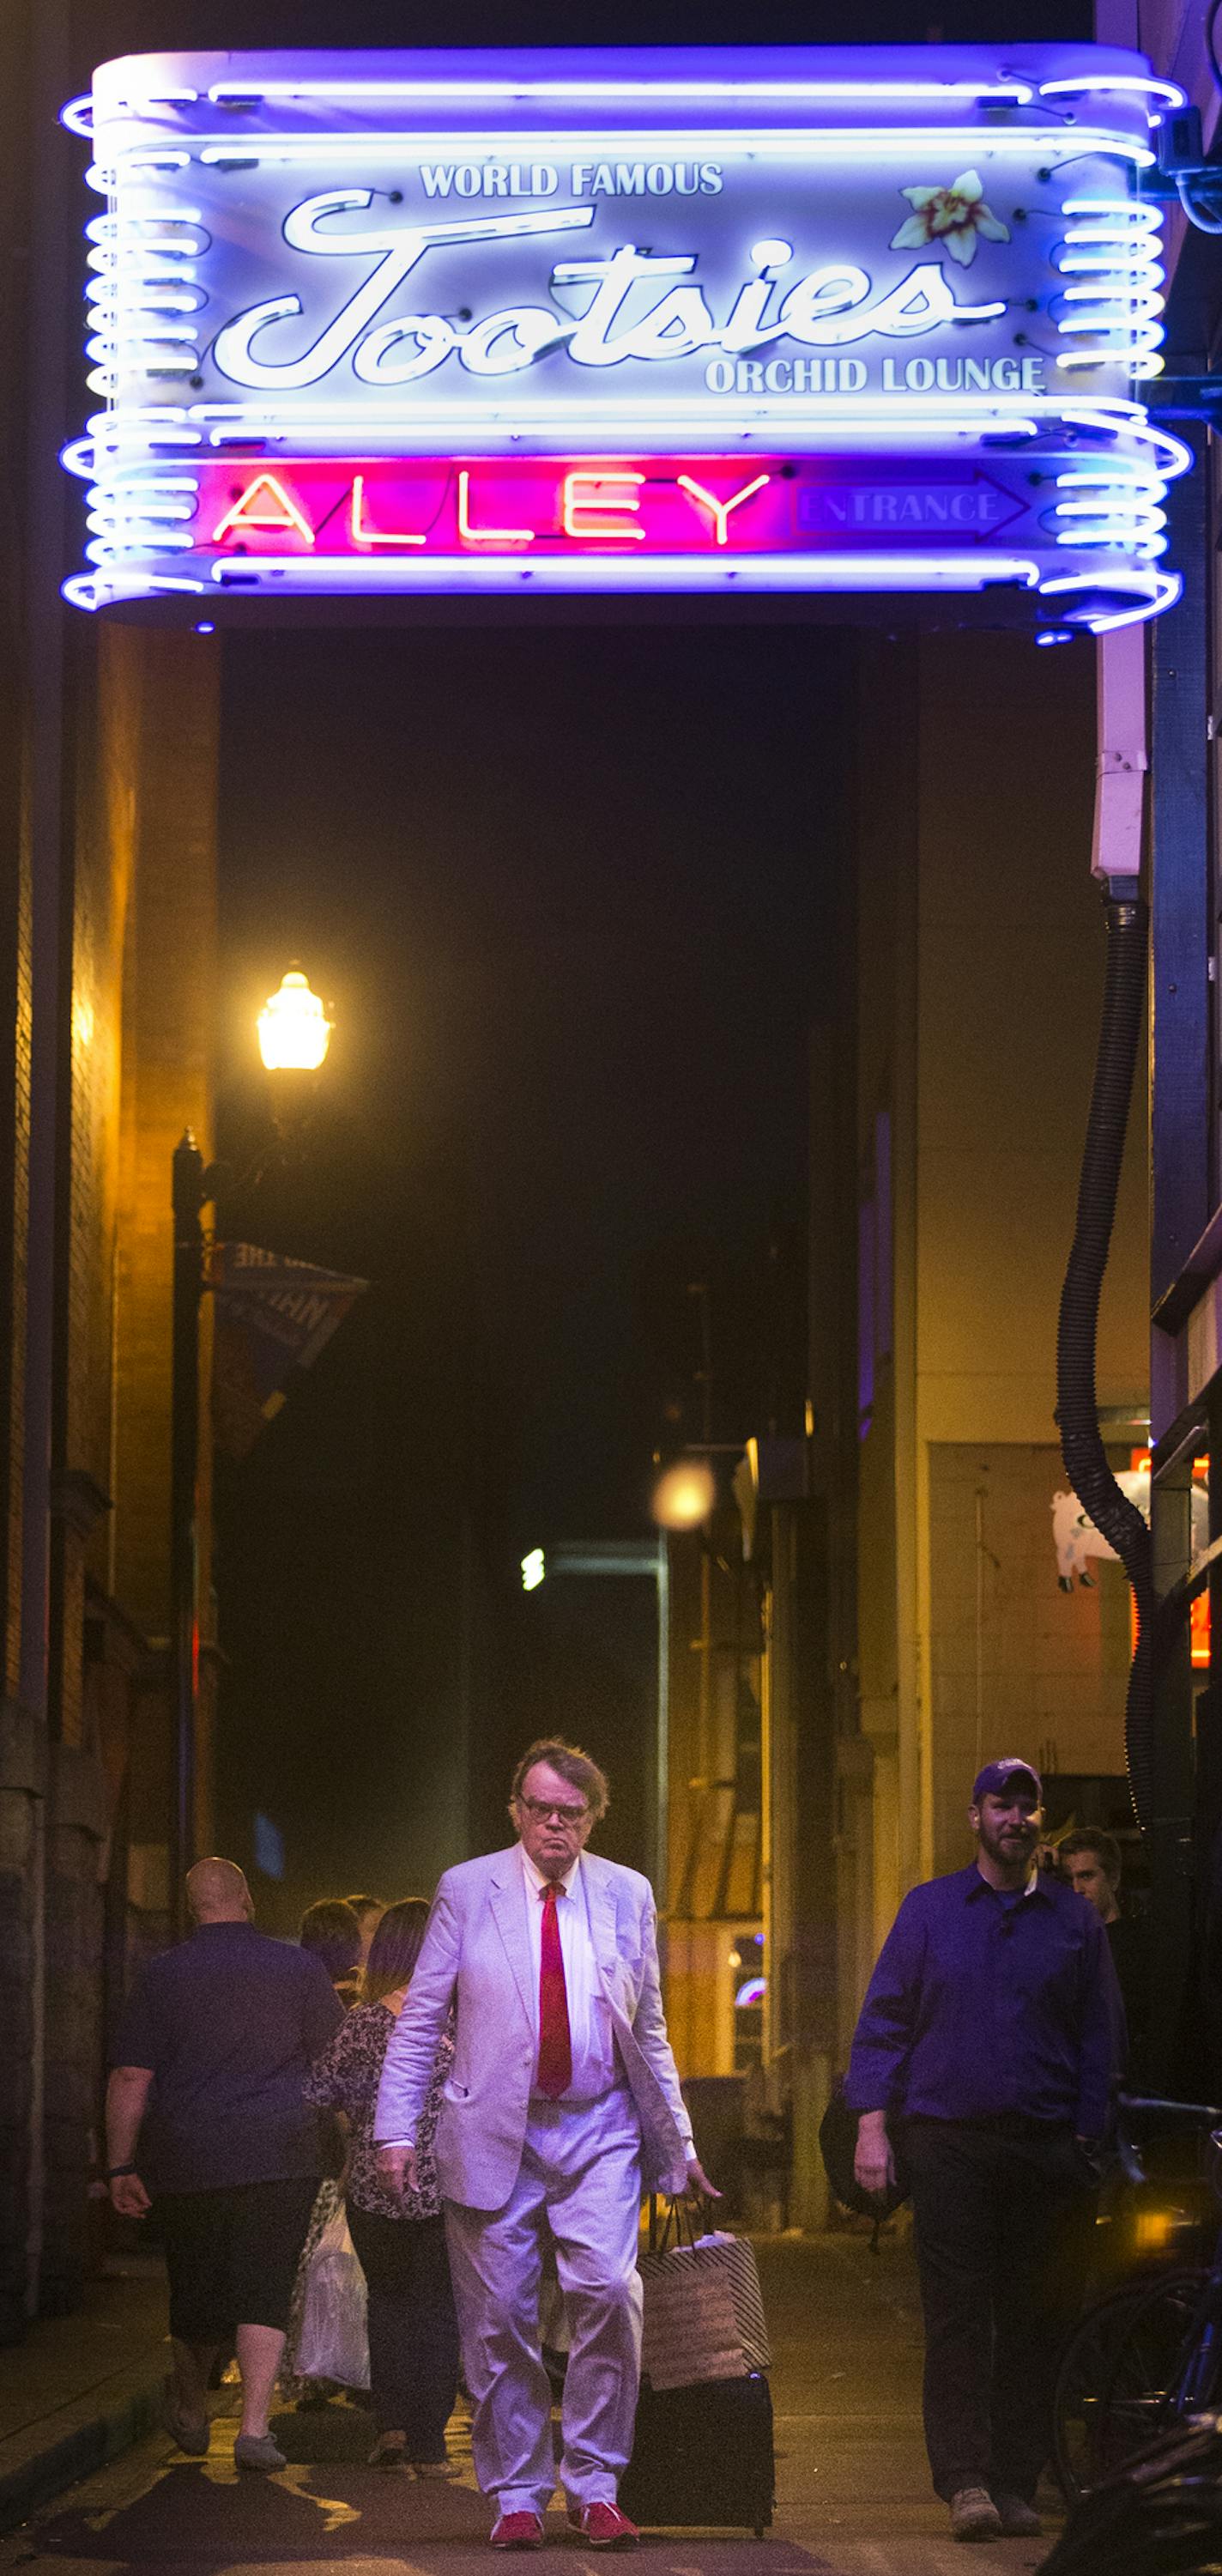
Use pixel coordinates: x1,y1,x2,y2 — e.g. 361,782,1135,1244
0,2357,164,2533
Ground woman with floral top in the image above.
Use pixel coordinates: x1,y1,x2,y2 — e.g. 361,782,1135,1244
281,1897,366,2408
305,1899,460,2471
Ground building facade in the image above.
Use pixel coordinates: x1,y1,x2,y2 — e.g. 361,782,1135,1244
1116,0,1222,2087
0,0,221,2333
753,627,1151,2225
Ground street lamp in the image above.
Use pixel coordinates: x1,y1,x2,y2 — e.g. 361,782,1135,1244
650,1458,717,1530
257,967,333,1073
170,967,332,1928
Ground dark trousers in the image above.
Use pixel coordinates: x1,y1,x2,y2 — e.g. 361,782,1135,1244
158,2176,318,2343
904,2118,1097,2505
347,2203,461,2452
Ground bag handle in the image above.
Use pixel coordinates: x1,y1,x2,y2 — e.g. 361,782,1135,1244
646,2191,700,2255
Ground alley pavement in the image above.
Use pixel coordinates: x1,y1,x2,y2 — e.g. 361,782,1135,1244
0,2228,1056,2576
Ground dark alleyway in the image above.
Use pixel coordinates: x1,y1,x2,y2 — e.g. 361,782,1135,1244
0,2233,1056,2576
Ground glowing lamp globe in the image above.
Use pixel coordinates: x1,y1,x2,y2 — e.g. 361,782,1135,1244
257,969,332,1073
650,1459,717,1530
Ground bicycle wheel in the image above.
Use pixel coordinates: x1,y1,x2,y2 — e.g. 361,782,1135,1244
1053,2268,1210,2500
1054,2278,1165,2501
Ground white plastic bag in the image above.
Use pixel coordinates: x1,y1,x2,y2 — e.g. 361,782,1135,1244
295,2203,370,2389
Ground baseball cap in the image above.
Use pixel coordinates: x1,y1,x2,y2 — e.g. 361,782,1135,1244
971,1756,1042,1806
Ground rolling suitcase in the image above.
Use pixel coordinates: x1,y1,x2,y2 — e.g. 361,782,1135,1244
620,2368,775,2535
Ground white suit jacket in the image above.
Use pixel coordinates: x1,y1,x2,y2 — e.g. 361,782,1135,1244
373,1846,693,2209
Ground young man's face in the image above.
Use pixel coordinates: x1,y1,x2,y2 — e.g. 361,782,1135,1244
1063,1852,1119,1920
971,1789,1040,1870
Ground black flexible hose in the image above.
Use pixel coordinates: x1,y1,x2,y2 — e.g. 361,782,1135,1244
1056,892,1154,1831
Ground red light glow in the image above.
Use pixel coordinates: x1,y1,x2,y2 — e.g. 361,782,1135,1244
1128,1449,1210,1670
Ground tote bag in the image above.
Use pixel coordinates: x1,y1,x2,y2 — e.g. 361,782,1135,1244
638,2197,771,2393
295,2202,370,2390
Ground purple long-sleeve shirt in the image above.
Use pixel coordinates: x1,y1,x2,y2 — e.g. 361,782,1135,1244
845,1864,1125,2137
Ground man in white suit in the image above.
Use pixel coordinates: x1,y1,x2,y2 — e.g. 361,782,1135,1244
375,1737,716,2551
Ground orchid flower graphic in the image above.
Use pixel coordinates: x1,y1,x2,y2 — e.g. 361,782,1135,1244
891,169,1011,268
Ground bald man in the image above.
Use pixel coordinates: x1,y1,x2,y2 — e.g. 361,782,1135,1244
106,1859,343,2470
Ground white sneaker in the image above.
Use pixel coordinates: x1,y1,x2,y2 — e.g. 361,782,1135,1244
234,2432,287,2472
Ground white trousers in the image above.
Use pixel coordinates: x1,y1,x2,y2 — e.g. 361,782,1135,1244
444,2088,644,2516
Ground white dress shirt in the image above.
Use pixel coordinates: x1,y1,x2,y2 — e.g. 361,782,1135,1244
520,1845,617,2103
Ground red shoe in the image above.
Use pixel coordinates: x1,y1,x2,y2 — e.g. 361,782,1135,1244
491,2512,546,2551
566,2503,639,2549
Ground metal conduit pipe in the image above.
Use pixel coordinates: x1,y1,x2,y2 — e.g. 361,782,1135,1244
1056,626,1154,1831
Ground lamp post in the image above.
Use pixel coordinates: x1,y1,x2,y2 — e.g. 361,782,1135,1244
169,967,332,1930
648,1455,716,1928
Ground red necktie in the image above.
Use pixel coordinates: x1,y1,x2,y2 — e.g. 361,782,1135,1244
536,1881,572,2100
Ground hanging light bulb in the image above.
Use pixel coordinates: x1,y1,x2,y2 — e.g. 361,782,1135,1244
257,968,333,1073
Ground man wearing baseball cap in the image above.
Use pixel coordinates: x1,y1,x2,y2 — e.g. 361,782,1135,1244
845,1755,1123,2545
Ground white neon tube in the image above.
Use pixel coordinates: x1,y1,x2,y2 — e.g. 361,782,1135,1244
1039,567,1181,629
1038,74,1183,106
1056,408,1190,472
1062,198,1162,221
203,547,1044,593
60,570,208,609
185,126,1154,165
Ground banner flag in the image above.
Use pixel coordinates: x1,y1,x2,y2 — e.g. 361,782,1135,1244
209,1242,369,1458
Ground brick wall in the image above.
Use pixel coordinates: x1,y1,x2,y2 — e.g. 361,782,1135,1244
34,623,221,2310
0,0,40,2337
0,0,223,2333
111,627,220,1646
0,0,33,1710
0,1717,39,2341
109,627,220,1882
6,853,32,1706
0,500,34,2343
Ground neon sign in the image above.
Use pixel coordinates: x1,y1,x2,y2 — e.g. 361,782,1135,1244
205,197,1015,397
62,44,1189,622
191,445,1174,597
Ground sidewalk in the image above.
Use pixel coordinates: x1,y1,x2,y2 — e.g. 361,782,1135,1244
0,2224,1061,2573
0,2255,168,2534
763,2224,1057,2567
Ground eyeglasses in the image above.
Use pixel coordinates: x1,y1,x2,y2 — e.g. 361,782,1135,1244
518,1798,590,1825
